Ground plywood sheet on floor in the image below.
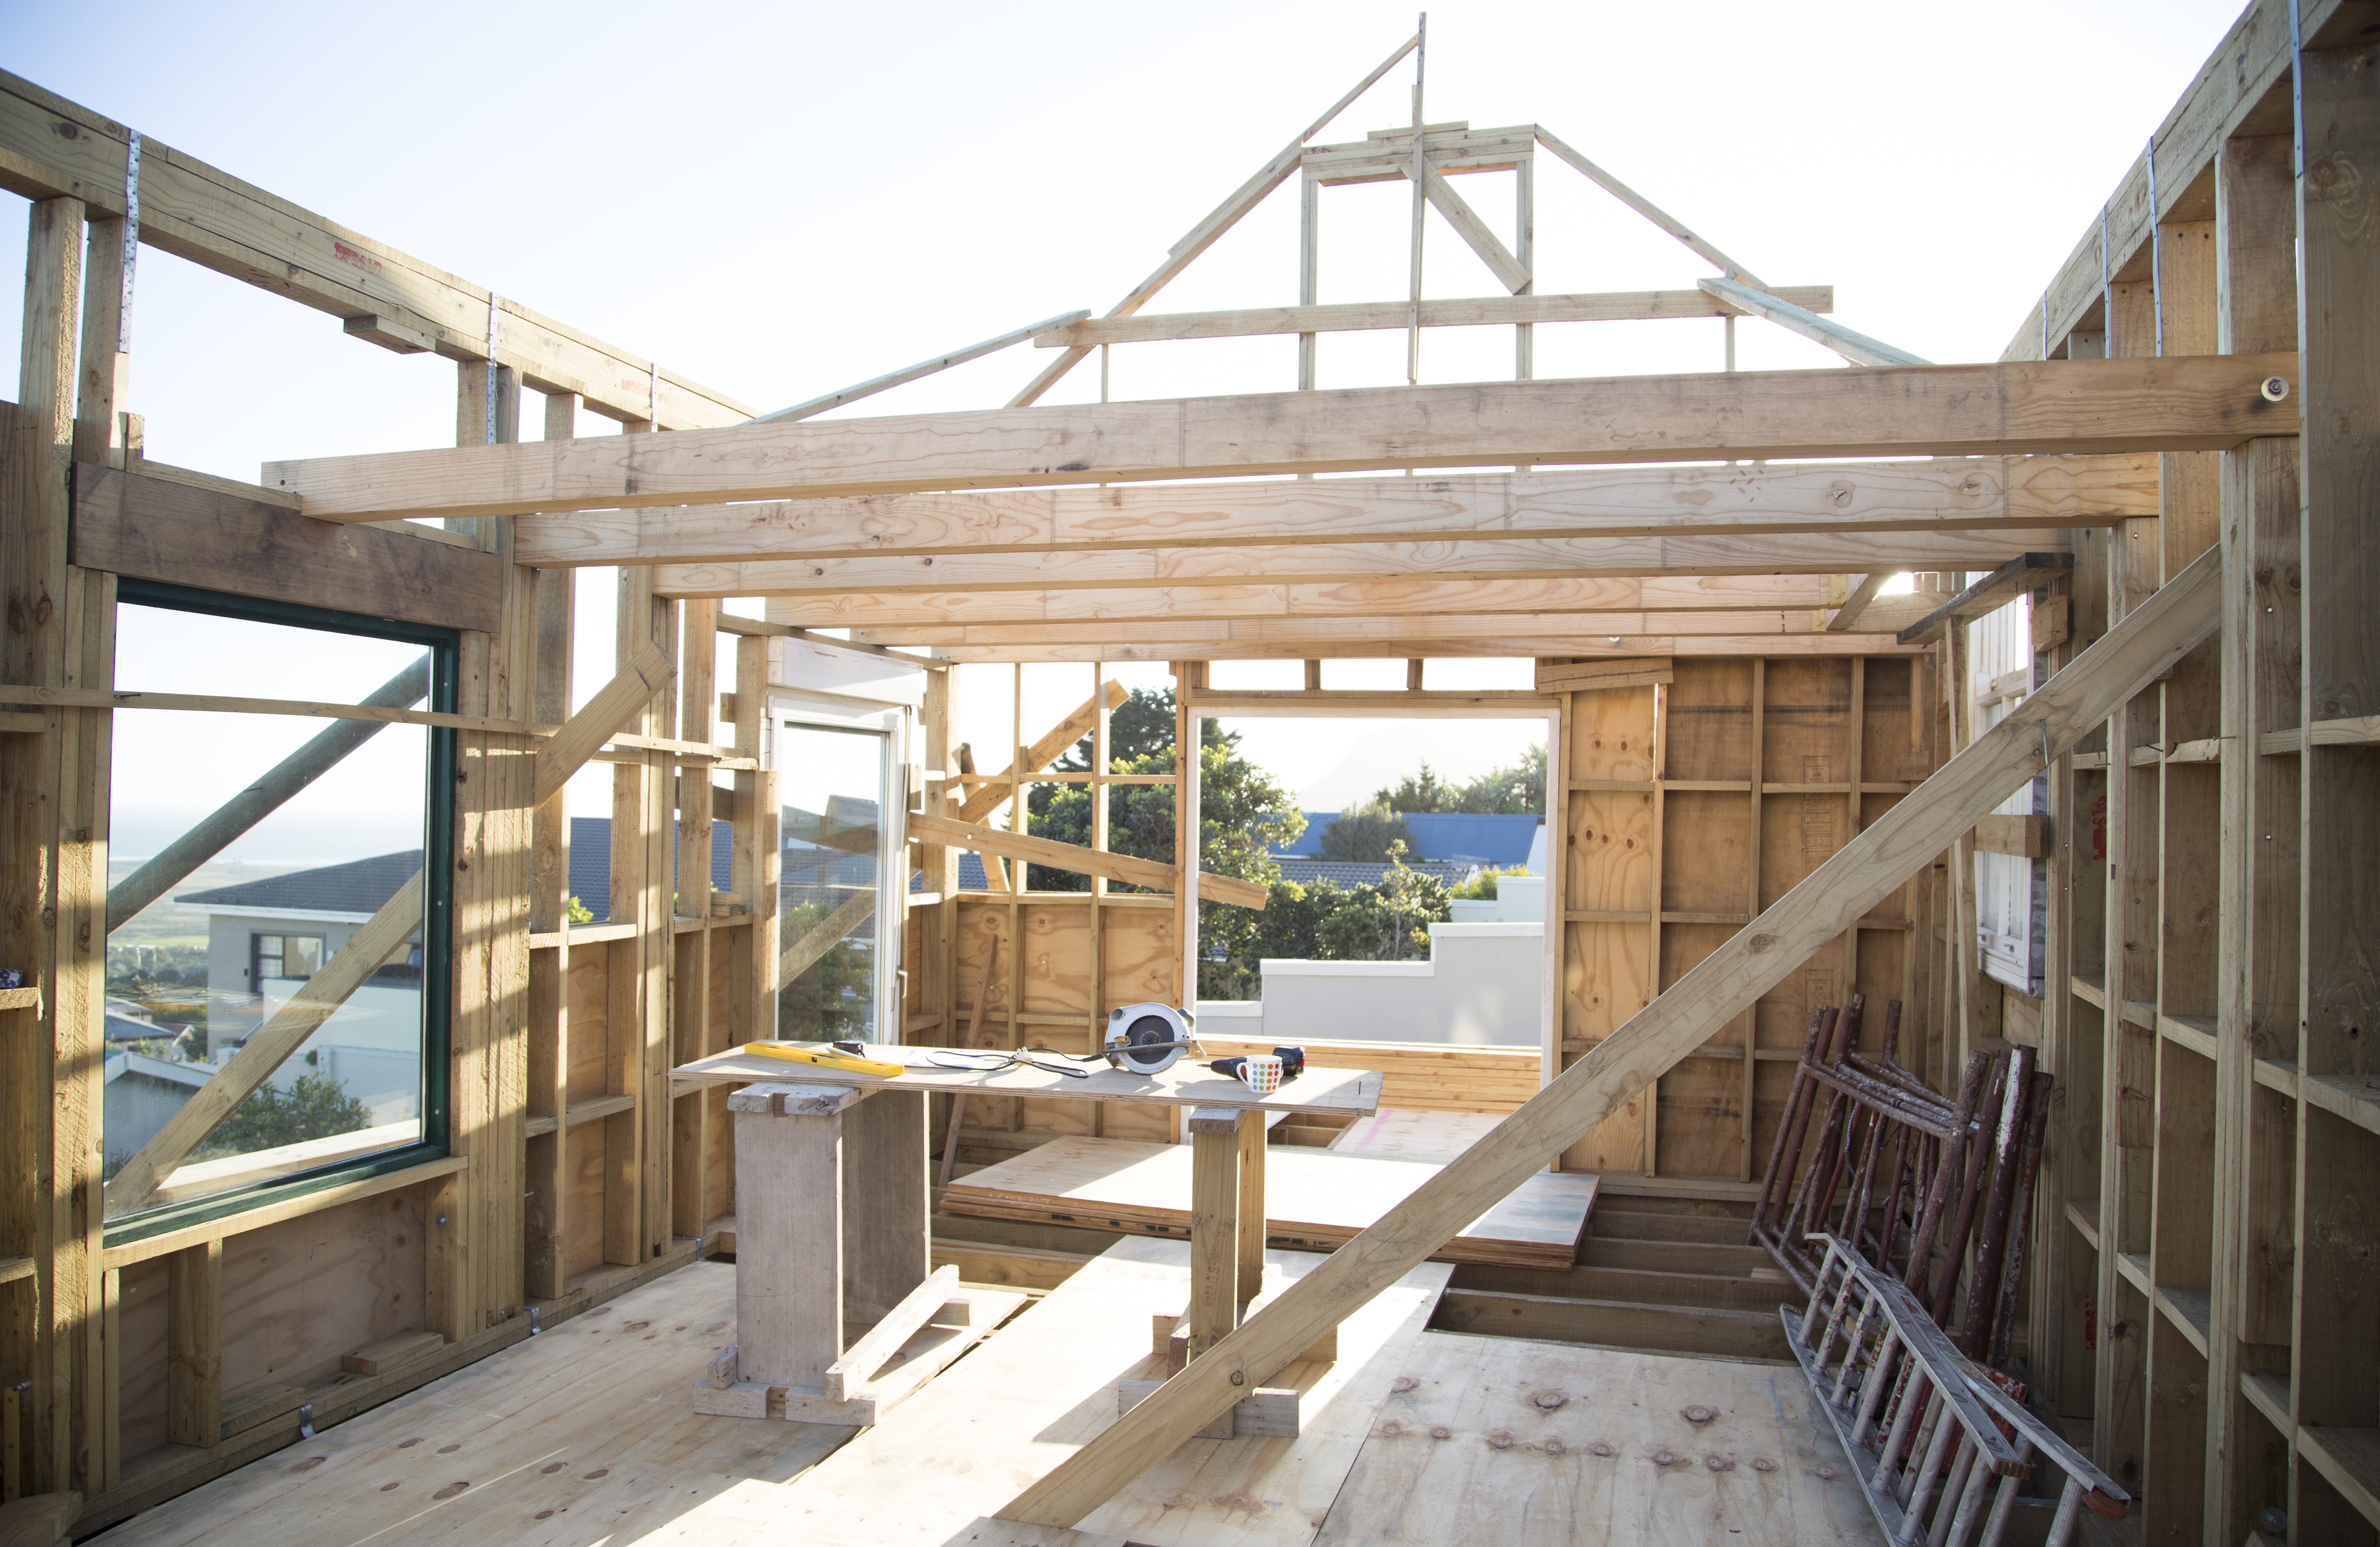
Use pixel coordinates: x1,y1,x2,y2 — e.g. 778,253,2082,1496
1310,1329,1882,1547
99,1263,850,1547
943,1137,1594,1270
1326,1108,1505,1164
653,1236,1454,1547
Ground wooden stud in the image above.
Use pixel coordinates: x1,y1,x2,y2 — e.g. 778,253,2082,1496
164,1242,221,1450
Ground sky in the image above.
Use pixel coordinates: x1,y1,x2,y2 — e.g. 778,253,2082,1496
1,0,2248,842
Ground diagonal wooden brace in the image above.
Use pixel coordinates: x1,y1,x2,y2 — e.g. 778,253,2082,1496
995,545,2223,1528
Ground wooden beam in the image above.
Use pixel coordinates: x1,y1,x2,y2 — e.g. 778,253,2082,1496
1006,30,1418,408
515,455,2154,569
754,310,1090,424
1972,813,2050,858
711,611,945,669
1417,161,1531,293
956,680,1129,825
1895,553,2076,645
652,527,2073,598
0,70,753,427
1698,276,1929,368
267,354,2300,523
164,1241,221,1450
779,886,877,984
1826,572,1893,632
73,463,504,632
1030,287,1838,348
1532,126,1768,286
102,871,426,1214
766,575,1885,629
532,640,675,805
992,546,2221,1527
851,604,1935,645
907,810,1267,910
1534,658,1674,693
1998,0,2359,365
906,633,1922,664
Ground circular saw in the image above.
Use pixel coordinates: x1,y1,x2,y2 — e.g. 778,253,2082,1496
1103,1002,1196,1075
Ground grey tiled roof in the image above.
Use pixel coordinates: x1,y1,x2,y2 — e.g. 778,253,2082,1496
1275,857,1474,891
178,850,423,915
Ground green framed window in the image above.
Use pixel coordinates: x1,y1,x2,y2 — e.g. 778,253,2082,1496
101,579,456,1248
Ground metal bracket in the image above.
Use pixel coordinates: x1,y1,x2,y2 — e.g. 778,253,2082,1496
296,1401,315,1440
528,1304,542,1335
121,130,141,353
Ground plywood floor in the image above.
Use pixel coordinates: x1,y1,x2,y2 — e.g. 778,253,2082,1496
101,1244,1879,1547
943,1136,1595,1270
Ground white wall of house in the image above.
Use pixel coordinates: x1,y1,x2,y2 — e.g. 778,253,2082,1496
1198,919,1544,1048
197,911,425,1123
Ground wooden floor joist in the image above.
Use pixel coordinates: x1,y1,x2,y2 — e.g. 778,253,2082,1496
265,355,2297,523
995,546,2221,1528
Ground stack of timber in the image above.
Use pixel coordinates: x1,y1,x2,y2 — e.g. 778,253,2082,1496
940,1135,1596,1270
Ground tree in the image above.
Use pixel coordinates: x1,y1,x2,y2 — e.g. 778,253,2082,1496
777,898,876,1038
1024,686,1304,999
1318,799,1413,861
1371,743,1546,815
190,1072,371,1161
1373,761,1445,815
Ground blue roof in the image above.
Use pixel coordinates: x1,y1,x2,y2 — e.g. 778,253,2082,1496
1269,811,1539,867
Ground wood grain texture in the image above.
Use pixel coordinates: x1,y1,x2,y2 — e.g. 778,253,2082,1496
0,71,752,427
767,575,1883,628
72,464,503,631
654,527,2078,599
998,547,2222,1527
1031,287,1838,347
267,356,2298,523
943,1136,1596,1271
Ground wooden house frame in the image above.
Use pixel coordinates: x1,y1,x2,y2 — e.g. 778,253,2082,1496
0,2,2372,1540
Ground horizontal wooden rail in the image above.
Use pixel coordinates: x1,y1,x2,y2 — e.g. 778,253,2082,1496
267,355,2298,523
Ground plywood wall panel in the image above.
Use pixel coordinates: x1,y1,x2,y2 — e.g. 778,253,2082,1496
216,1190,427,1395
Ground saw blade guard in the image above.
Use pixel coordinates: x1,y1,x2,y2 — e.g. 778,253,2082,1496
1103,1002,1196,1075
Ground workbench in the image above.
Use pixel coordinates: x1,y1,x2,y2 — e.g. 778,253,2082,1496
670,1042,1383,1426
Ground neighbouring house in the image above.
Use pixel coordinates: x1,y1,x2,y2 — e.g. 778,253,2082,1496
174,849,427,1124
101,1051,213,1173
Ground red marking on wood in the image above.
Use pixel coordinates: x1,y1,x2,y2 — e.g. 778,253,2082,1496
331,240,384,275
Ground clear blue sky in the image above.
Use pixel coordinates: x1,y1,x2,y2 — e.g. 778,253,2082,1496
5,0,2247,830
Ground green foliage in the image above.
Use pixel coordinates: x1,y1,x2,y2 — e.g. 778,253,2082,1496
1448,863,1530,901
191,1072,371,1161
566,895,596,925
1373,745,1547,815
1317,799,1413,862
1201,844,1452,999
777,898,875,1038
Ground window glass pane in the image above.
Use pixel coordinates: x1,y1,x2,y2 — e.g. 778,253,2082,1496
105,601,438,1218
776,721,886,1042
